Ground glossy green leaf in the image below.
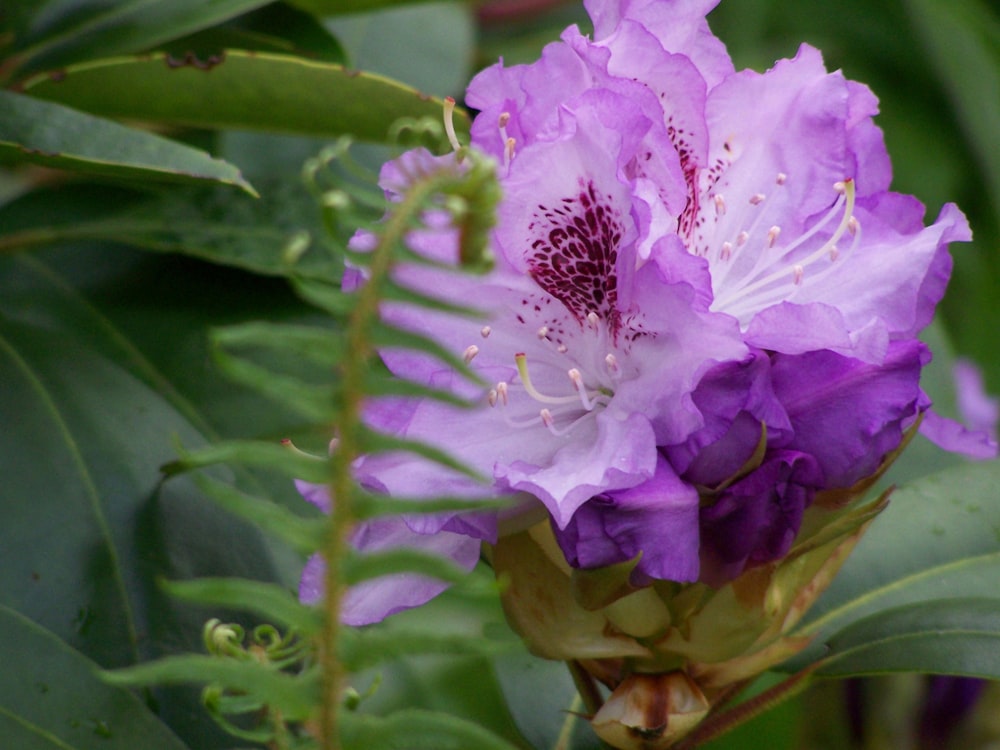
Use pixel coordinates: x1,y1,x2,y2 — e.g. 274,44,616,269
22,50,469,143
494,650,604,750
3,0,272,81
790,460,1000,668
0,606,190,750
341,708,523,750
324,2,475,97
0,181,342,276
160,2,348,65
0,91,254,192
0,247,312,747
818,597,1000,678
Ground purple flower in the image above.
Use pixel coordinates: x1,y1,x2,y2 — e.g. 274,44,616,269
300,0,987,619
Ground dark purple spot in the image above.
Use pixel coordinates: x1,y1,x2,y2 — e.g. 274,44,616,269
527,181,623,335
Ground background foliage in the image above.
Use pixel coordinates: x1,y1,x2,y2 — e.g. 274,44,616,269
1,1,998,748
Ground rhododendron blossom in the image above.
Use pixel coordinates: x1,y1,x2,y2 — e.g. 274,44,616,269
299,0,994,625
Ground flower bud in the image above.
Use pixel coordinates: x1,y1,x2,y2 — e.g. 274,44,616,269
490,490,889,747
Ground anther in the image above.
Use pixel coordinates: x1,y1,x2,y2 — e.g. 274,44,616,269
443,97,462,153
829,246,840,261
834,180,848,194
481,325,492,338
505,137,517,163
848,216,859,235
496,382,509,405
767,225,781,248
488,389,498,407
463,345,479,364
587,312,601,330
498,112,510,128
776,173,787,185
605,353,620,375
737,231,749,246
537,325,549,340
557,344,568,353
721,241,733,261
750,193,766,205
793,265,804,285
714,194,727,216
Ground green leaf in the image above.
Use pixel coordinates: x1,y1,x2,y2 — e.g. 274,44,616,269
22,50,469,144
340,628,507,672
103,657,319,721
166,439,330,483
343,548,473,587
791,460,1000,667
192,474,325,554
340,708,523,750
0,605,190,750
0,91,254,193
818,597,1000,678
323,1,475,97
3,0,273,81
0,247,313,747
494,649,604,750
160,2,348,65
163,578,323,633
287,0,453,16
0,182,342,276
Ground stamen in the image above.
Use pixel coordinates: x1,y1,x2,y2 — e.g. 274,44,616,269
737,231,749,246
829,245,839,261
587,312,601,331
488,389,498,407
568,368,597,410
443,97,462,153
714,194,727,216
505,137,517,166
721,241,733,261
713,178,857,313
463,345,479,363
767,225,781,248
776,173,787,185
496,381,509,406
537,325,549,340
557,344,569,354
515,353,581,405
750,193,766,205
848,216,859,235
480,325,492,338
605,353,620,376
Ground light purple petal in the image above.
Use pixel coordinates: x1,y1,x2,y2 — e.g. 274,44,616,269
954,359,1000,436
920,410,998,460
299,518,482,626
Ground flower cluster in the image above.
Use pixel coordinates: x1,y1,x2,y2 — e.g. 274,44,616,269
299,0,994,635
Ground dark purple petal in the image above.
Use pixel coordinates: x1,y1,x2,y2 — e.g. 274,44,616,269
771,340,928,487
553,456,700,583
699,450,822,586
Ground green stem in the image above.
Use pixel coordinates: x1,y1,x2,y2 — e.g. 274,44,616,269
318,170,447,750
566,660,604,718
